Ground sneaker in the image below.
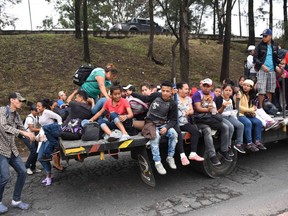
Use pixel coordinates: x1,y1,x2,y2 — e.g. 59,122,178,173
26,168,33,175
119,134,131,142
255,141,267,150
39,154,52,161
218,151,233,162
107,130,122,142
33,168,42,173
11,200,30,210
265,121,277,131
233,144,246,153
155,162,167,175
41,177,48,184
246,143,259,152
166,157,177,169
181,156,190,166
228,147,234,157
209,156,221,166
0,203,8,213
45,177,52,186
189,153,204,162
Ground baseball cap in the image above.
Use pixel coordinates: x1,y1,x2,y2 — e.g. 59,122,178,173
202,78,213,86
260,29,272,36
58,91,65,97
8,92,26,102
247,45,255,51
123,84,135,91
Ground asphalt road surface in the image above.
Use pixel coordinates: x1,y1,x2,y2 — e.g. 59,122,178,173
2,140,288,216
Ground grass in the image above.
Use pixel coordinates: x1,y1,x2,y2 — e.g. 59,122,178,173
0,34,247,117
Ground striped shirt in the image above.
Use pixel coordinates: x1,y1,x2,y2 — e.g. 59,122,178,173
0,106,25,158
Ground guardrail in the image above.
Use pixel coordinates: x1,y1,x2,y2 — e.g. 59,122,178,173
0,29,261,41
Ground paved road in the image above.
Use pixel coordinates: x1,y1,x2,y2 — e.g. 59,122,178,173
2,140,288,216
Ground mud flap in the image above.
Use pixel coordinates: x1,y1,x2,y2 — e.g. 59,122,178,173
135,146,156,187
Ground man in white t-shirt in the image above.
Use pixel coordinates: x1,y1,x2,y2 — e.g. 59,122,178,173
247,45,256,80
23,104,41,175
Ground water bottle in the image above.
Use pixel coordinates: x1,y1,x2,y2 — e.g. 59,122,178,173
211,105,217,115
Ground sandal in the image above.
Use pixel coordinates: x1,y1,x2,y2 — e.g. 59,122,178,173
181,156,190,166
189,154,204,162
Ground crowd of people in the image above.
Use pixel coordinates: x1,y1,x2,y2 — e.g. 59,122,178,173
0,28,287,213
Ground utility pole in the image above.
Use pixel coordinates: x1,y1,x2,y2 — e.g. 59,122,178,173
28,0,33,30
238,0,242,37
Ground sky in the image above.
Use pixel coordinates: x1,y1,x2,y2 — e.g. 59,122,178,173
4,0,285,38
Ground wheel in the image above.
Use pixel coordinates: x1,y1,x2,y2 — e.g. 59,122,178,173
202,148,238,178
188,137,238,178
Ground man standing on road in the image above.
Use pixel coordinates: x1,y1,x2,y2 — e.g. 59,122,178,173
0,92,35,214
254,28,279,108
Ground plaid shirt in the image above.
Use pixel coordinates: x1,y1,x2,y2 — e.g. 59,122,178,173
0,106,25,158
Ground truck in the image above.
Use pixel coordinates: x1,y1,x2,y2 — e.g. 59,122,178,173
110,18,168,33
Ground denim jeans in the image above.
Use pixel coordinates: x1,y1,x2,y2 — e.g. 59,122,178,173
37,141,52,174
223,116,244,145
98,112,119,130
197,124,216,158
43,123,61,155
23,138,38,170
149,125,178,162
238,116,262,143
219,121,230,152
91,98,107,115
0,154,26,202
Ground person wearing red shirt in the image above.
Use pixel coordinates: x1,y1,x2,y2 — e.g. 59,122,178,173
89,84,133,142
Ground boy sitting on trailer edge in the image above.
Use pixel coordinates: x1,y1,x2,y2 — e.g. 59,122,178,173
141,81,178,175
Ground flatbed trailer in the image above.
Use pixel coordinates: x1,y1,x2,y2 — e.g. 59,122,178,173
60,117,288,187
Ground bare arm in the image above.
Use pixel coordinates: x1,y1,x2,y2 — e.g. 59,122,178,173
89,106,106,122
96,76,109,99
66,89,78,103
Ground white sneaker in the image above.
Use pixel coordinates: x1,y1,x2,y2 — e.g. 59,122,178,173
26,168,33,175
33,168,42,173
166,157,177,169
155,162,166,175
119,134,131,142
107,130,122,142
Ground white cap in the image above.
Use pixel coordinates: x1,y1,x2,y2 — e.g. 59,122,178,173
243,79,254,87
58,91,65,97
202,78,213,86
247,45,255,51
123,84,134,90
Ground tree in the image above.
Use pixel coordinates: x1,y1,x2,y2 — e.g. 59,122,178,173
75,0,81,39
220,0,232,82
147,0,163,65
284,0,288,40
0,0,21,30
179,0,190,83
83,0,90,63
269,0,273,30
248,0,255,46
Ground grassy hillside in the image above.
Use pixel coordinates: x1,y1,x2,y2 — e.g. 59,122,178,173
0,34,247,113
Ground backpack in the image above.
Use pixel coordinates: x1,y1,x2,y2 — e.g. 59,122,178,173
81,122,100,141
4,105,20,122
127,97,149,115
73,65,95,86
243,60,250,78
61,118,83,140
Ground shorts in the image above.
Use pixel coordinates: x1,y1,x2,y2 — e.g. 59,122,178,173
257,70,276,94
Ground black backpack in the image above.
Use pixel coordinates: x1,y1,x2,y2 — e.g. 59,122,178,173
73,65,95,86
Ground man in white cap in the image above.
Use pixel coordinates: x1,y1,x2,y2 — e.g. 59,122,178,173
254,28,279,108
0,92,35,213
246,45,256,80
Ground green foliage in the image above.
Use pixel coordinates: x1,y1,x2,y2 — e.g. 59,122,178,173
0,0,21,30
